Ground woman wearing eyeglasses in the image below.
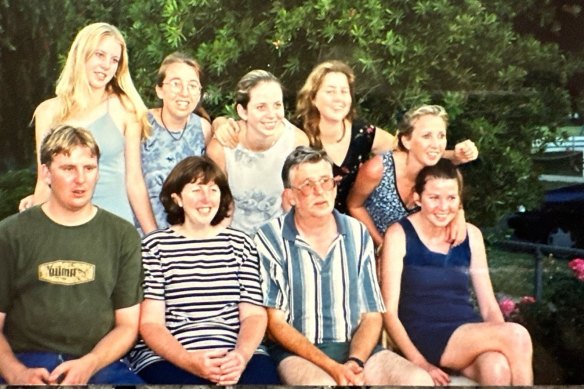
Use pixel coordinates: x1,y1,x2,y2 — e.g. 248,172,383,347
141,52,212,230
206,70,309,236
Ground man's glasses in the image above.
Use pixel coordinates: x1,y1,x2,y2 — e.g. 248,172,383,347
162,79,202,96
291,176,338,196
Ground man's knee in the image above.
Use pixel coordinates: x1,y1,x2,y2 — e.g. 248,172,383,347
365,349,433,385
277,356,336,385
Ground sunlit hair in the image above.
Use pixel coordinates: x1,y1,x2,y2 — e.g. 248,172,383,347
397,104,449,151
39,22,150,138
160,156,232,226
40,125,100,167
155,52,210,122
282,146,334,188
295,60,356,149
414,158,463,198
234,69,282,109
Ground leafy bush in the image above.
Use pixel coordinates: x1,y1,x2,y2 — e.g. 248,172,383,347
0,169,35,221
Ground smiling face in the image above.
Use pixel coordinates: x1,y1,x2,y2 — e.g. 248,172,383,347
156,61,202,122
237,80,285,138
172,178,221,229
287,159,337,220
313,72,352,123
85,35,122,91
415,177,460,228
42,146,99,214
402,114,447,166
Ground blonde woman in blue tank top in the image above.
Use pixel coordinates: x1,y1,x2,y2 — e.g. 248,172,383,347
19,23,157,234
207,70,309,236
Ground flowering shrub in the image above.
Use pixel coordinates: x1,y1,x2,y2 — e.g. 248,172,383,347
568,258,584,281
497,294,536,321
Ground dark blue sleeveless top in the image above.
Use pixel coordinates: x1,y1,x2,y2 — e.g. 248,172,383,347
397,218,481,365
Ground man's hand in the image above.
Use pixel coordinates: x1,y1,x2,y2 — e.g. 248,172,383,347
48,354,98,384
453,139,478,164
18,194,34,212
328,361,363,385
7,365,50,385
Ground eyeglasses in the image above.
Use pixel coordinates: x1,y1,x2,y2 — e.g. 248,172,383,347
291,176,338,196
162,79,202,95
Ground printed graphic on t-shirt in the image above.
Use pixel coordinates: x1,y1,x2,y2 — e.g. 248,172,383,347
38,260,95,285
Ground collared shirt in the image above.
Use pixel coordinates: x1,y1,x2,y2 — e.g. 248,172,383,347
255,208,384,344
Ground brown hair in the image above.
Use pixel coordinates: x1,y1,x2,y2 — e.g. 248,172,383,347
295,60,356,149
160,156,232,226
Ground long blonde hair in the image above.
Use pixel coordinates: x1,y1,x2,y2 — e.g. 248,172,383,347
45,22,150,138
295,60,356,149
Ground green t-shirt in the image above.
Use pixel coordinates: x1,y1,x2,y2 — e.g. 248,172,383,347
0,206,143,356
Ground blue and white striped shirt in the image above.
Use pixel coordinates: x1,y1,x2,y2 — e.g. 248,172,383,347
129,227,265,372
255,209,384,344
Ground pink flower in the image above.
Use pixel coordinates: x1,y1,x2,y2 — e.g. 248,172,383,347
568,258,584,281
520,295,536,304
499,297,517,318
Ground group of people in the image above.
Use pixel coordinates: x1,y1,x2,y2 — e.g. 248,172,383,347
0,22,534,385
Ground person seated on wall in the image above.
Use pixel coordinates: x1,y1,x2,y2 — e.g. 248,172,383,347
128,156,280,385
380,158,533,386
0,125,143,384
254,146,433,385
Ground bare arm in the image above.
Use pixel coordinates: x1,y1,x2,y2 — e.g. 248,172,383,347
125,118,157,234
467,224,505,323
444,139,479,165
48,304,141,384
206,138,227,173
346,155,385,246
139,298,224,381
0,313,51,384
211,117,241,148
371,127,396,154
19,100,56,211
380,223,450,385
348,311,382,362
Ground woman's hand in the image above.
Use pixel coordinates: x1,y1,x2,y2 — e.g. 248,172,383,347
446,208,466,246
18,194,34,212
453,139,478,164
212,117,241,148
418,360,451,386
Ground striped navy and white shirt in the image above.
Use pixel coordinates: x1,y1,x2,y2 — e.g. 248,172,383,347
129,227,265,372
255,209,384,344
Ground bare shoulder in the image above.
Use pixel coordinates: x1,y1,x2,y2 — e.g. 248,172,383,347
293,125,309,146
360,154,384,180
466,223,483,241
35,97,59,119
110,93,137,119
385,220,405,242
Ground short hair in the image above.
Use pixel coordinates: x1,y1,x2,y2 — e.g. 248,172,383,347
160,156,232,226
281,146,334,188
235,69,282,109
295,60,357,149
40,125,100,166
414,158,464,198
156,52,202,87
397,104,449,151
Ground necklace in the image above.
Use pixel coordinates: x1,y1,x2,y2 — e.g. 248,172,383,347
336,120,347,143
160,105,188,141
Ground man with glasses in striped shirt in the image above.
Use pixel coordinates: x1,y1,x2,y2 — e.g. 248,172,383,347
255,146,432,386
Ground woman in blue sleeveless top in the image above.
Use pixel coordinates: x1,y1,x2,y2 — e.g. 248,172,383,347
141,52,211,230
380,159,533,385
19,23,157,233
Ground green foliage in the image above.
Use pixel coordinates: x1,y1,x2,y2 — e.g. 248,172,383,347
0,169,35,221
0,0,580,227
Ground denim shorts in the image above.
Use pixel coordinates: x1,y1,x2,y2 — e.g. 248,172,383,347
0,351,144,384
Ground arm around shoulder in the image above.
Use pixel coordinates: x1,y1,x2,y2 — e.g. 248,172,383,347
206,138,227,172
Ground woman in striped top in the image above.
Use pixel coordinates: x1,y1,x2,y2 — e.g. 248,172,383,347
128,156,279,384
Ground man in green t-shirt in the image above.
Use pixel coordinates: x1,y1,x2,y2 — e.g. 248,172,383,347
0,125,143,385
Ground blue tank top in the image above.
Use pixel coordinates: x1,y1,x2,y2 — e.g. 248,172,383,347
365,151,418,234
85,105,133,223
141,111,206,228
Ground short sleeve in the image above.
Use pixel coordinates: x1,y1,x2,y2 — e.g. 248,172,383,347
140,235,166,301
255,227,289,312
358,225,385,313
238,235,264,306
112,225,144,309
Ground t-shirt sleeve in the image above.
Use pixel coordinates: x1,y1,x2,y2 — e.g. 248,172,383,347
255,227,289,312
112,225,143,309
141,235,166,301
238,235,264,306
0,222,13,313
358,225,385,313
